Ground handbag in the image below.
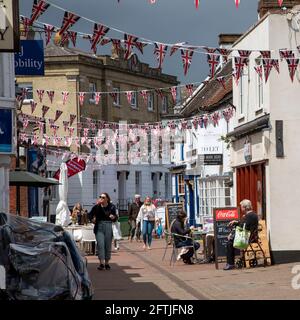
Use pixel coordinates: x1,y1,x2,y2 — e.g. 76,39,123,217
233,224,251,250
112,222,122,240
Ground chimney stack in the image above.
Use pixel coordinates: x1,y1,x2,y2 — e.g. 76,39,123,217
258,0,300,19
218,34,242,48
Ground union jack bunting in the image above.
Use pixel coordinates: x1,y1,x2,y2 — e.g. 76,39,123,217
223,108,234,123
155,89,164,99
238,50,251,66
63,121,70,131
204,47,216,54
217,76,226,89
36,89,44,103
218,48,231,63
260,50,271,59
207,53,220,78
30,101,37,114
154,43,168,69
44,24,55,45
124,34,138,60
262,59,273,83
68,127,75,136
54,110,63,122
235,0,240,8
286,58,299,82
186,84,194,96
111,39,122,56
170,45,180,56
254,65,263,80
91,23,110,54
271,59,280,74
50,125,59,136
42,105,50,118
203,115,209,128
21,16,31,39
68,31,77,47
109,92,118,104
29,0,50,25
94,92,101,105
48,119,55,126
62,91,69,105
135,41,147,54
59,11,80,36
47,90,55,103
211,112,220,127
38,121,44,134
140,90,148,105
100,38,111,46
279,49,294,61
23,118,29,130
126,91,133,104
278,0,284,6
60,33,69,46
181,49,194,76
170,87,177,103
234,57,244,85
70,114,76,126
192,118,199,130
78,92,85,107
195,0,200,9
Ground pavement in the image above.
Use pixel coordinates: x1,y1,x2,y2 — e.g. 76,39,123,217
87,238,300,300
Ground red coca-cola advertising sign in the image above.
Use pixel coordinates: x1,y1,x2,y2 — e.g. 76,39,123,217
215,208,239,221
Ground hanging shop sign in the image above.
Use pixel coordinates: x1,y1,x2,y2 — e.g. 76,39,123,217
15,40,45,75
0,0,20,52
0,108,14,154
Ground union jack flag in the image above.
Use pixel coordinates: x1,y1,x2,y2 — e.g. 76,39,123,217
44,24,55,45
234,57,245,85
70,114,76,126
204,47,216,54
154,43,168,69
78,92,85,107
91,23,110,54
170,87,177,103
60,33,69,46
238,50,251,66
218,48,231,63
207,53,220,78
62,91,69,105
63,121,70,131
262,59,273,83
279,49,294,61
155,89,164,99
260,50,271,59
110,92,118,104
211,112,220,127
47,90,55,103
100,38,111,46
21,16,31,39
217,76,226,89
223,108,234,123
135,41,147,54
254,64,263,80
271,59,280,74
124,34,138,60
126,91,133,104
68,31,77,47
42,105,50,118
68,127,75,136
36,89,44,103
140,90,148,105
286,58,299,82
94,92,101,105
170,45,180,56
54,110,63,122
111,39,122,56
29,0,50,25
186,84,194,97
59,11,80,36
181,49,194,76
30,101,37,114
38,121,45,134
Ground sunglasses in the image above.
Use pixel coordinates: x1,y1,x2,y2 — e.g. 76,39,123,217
100,196,106,199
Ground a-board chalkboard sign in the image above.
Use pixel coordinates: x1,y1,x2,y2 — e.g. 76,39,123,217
213,207,240,269
165,202,184,230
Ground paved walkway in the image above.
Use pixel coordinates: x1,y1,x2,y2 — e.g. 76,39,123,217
87,238,300,300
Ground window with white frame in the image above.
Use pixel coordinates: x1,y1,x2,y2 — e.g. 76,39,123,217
198,178,232,217
148,92,154,111
89,82,97,103
93,170,100,199
112,87,121,106
131,91,138,109
162,96,168,114
178,174,185,195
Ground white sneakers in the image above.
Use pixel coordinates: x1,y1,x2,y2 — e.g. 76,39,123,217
177,248,189,261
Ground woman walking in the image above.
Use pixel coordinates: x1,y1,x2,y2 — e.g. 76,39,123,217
89,193,118,270
137,196,157,250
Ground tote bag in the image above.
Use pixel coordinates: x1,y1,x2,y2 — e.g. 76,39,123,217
112,222,122,240
233,224,251,250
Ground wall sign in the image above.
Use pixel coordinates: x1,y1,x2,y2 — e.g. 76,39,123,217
15,40,45,76
244,137,252,163
0,0,20,52
0,108,13,154
199,154,223,165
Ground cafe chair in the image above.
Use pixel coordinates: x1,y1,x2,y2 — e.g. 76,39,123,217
80,228,96,255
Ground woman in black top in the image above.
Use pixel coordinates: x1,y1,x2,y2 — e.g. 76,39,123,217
89,193,117,270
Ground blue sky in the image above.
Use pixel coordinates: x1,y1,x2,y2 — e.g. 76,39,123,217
20,0,258,84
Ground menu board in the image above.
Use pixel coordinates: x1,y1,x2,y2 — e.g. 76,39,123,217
213,207,239,269
165,202,184,230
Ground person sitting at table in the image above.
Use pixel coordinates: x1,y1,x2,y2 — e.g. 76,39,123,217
171,210,200,265
72,203,84,225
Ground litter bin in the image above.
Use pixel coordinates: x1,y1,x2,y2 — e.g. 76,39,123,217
119,216,130,237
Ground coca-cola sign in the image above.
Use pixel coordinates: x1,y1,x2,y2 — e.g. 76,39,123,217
215,208,239,221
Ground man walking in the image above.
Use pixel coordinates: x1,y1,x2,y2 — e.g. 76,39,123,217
128,195,143,242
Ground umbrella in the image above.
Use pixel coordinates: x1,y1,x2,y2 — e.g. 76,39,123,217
9,171,60,187
55,163,71,227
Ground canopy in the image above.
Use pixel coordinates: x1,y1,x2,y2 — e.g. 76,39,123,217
9,171,60,187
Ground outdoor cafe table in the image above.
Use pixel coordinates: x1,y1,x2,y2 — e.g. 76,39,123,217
191,230,208,262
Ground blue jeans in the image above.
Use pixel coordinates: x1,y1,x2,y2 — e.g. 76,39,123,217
142,220,155,247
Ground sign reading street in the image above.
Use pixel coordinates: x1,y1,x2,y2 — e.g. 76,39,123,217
15,40,45,76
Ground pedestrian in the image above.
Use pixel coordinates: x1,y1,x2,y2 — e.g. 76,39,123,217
89,193,118,270
223,199,258,270
128,194,143,242
136,196,158,250
112,209,122,251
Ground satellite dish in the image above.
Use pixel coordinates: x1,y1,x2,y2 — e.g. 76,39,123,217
291,12,300,31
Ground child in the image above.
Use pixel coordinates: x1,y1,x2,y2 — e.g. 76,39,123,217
156,218,163,239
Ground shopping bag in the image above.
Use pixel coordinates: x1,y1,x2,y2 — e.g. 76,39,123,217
233,224,251,250
112,222,122,240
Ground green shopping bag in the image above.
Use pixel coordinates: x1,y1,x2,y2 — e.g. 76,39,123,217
233,224,251,250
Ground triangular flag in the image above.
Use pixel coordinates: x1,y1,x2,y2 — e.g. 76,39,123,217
54,110,63,122
37,89,44,103
29,0,50,25
181,49,194,76
59,11,80,35
286,58,299,82
62,91,69,105
154,43,168,69
126,91,133,104
170,87,177,103
70,114,76,126
47,90,55,103
42,105,50,118
124,34,138,60
30,101,37,114
94,92,101,105
78,92,85,107
44,24,55,45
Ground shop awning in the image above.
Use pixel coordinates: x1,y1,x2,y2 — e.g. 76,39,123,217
169,164,186,174
9,171,60,187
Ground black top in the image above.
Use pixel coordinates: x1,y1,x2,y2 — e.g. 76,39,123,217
239,211,258,233
89,203,118,233
171,218,191,247
128,202,143,221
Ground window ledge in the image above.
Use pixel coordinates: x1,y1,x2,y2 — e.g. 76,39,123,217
238,114,245,123
255,108,264,116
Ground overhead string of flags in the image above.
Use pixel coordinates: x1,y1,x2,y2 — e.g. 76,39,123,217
21,0,300,82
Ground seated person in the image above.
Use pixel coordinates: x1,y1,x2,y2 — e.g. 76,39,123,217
203,222,215,263
224,199,258,271
171,210,200,265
